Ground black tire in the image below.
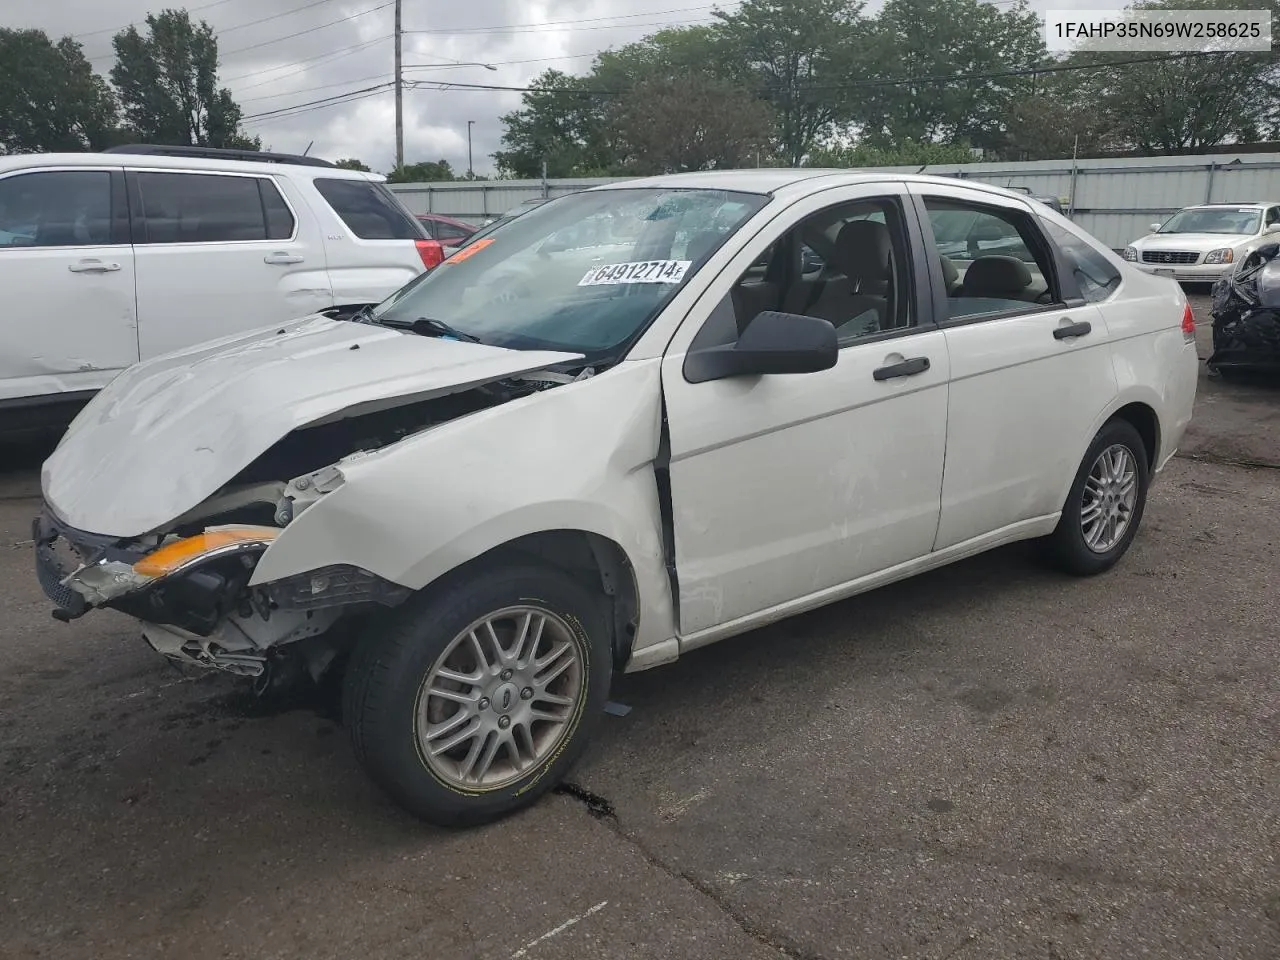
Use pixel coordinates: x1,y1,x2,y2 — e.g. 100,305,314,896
342,562,612,828
1047,418,1150,577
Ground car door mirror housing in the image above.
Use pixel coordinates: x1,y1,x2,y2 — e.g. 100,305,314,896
1149,222,1162,233
684,311,838,383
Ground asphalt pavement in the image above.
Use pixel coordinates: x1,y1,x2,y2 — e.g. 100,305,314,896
1,295,1276,960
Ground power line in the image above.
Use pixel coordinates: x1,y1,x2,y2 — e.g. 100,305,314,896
241,86,391,124
222,35,389,85
72,0,237,40
218,0,340,35
241,81,395,120
402,49,1230,97
218,0,394,58
402,15,720,38
402,4,736,35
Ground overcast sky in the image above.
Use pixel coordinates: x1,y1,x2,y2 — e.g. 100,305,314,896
12,0,1106,175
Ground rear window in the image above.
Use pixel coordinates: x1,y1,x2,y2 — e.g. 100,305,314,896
134,172,294,244
313,178,424,240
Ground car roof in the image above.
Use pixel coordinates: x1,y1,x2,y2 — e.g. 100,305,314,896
1184,202,1275,210
0,151,388,182
586,168,1056,206
417,212,476,226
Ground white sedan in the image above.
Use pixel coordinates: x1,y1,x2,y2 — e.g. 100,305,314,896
34,170,1199,827
1123,202,1280,282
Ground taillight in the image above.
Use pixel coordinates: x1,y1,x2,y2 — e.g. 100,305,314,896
415,239,444,269
1181,301,1196,341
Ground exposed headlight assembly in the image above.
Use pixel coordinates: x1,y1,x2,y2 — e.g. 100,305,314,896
1204,248,1235,264
1122,246,1138,262
259,565,412,611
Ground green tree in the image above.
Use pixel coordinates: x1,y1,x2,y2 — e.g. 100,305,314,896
1065,0,1280,154
334,158,371,171
854,0,1045,154
1001,69,1122,160
807,139,979,167
387,159,456,183
616,74,774,173
0,29,119,153
493,70,620,178
110,9,259,149
711,0,874,164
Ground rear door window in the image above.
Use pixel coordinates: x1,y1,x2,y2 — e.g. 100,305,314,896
313,178,424,240
134,172,293,244
0,170,114,248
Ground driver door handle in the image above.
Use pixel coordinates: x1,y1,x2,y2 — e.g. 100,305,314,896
873,356,930,381
1053,320,1092,340
68,259,120,273
264,252,304,265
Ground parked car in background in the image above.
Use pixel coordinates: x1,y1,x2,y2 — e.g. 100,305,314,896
1122,202,1280,283
1008,185,1066,214
36,169,1197,828
416,212,478,246
444,198,551,258
0,144,435,437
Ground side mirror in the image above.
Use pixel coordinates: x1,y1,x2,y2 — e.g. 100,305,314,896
1149,222,1162,233
1266,222,1280,234
684,311,838,383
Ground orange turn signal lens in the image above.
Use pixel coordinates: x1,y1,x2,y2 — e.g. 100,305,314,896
133,526,280,579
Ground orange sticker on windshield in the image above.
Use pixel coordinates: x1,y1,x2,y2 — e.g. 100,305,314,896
444,237,495,263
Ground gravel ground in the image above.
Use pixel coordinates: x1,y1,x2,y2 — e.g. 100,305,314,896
0,293,1276,960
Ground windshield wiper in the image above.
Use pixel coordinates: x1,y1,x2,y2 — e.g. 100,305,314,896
409,317,482,343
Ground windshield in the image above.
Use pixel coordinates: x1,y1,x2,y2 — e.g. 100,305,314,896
371,187,768,359
1159,208,1261,235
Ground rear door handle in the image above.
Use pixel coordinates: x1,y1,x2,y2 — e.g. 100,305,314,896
264,252,304,265
1053,320,1092,340
873,356,930,381
68,259,120,273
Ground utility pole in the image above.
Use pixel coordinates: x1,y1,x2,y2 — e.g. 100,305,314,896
467,120,475,178
394,0,403,172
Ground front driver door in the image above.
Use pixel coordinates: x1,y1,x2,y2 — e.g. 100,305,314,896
659,184,951,640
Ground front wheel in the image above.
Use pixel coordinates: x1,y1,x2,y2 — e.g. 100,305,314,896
1047,419,1150,576
342,563,612,827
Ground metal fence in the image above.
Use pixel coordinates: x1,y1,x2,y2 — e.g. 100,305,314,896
387,151,1280,251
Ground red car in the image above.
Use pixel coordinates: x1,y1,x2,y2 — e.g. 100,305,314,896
415,213,478,245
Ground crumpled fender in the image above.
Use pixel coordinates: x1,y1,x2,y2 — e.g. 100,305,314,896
249,359,678,659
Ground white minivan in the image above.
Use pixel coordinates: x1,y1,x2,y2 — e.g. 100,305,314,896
0,144,440,437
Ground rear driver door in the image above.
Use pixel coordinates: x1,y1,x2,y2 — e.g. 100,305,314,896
907,182,1117,551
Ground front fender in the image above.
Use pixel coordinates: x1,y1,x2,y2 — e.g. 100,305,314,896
249,359,677,658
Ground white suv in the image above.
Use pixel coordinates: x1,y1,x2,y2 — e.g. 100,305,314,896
0,144,439,437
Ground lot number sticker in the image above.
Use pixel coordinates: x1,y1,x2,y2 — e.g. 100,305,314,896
578,259,692,286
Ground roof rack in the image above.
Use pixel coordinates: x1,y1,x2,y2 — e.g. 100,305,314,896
102,144,336,168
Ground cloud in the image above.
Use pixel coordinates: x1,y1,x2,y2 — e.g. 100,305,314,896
12,0,1102,174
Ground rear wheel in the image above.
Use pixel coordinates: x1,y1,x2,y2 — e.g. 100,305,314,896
343,563,612,827
1047,419,1150,576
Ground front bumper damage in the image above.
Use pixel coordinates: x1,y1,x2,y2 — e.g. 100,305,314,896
33,503,411,679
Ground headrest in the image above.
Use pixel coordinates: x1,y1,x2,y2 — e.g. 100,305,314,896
962,255,1032,295
939,255,959,287
833,219,891,286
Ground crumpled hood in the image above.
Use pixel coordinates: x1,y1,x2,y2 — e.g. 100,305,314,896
42,313,581,538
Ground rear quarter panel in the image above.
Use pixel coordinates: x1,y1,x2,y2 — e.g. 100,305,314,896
1087,266,1198,474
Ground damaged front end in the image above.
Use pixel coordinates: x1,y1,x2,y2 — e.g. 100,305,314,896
33,463,410,682
1208,242,1280,375
34,311,590,684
